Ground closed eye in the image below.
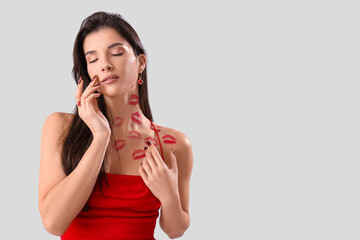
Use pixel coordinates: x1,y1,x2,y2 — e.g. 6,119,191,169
89,53,124,63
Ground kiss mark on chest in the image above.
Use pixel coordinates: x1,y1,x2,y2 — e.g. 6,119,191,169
144,136,158,147
132,149,146,160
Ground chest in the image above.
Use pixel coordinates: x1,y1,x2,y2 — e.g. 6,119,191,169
104,130,166,175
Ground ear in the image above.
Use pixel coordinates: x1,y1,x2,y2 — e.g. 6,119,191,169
137,54,147,72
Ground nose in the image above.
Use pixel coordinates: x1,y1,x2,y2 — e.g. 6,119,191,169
102,61,113,72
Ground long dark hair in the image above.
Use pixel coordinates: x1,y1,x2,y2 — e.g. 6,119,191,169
59,11,153,212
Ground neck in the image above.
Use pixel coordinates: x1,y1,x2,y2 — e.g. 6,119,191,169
103,90,150,136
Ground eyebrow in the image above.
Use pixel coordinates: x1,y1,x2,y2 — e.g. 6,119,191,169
84,42,124,56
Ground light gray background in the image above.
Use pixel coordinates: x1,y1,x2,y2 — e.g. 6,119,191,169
0,0,359,239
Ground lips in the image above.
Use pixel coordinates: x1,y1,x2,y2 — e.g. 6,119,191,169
102,74,119,82
131,112,142,125
128,130,141,139
150,124,161,133
162,134,176,144
132,149,146,160
144,136,158,147
113,139,126,151
113,117,123,127
128,94,139,105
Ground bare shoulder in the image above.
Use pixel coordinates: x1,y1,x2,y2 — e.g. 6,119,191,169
42,112,74,144
43,112,74,128
154,123,193,176
154,123,191,151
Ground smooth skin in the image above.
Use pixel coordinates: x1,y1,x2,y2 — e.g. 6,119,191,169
39,27,193,239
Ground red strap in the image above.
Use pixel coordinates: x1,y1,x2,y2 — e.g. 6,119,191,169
149,119,164,160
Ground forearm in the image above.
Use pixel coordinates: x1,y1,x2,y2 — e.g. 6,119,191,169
40,135,109,235
159,195,190,239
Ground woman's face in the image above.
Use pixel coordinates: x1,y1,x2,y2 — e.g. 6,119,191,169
83,27,145,95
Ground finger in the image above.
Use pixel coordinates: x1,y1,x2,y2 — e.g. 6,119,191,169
82,75,101,97
147,142,166,168
170,147,178,171
142,155,152,175
84,92,101,110
138,164,149,183
81,84,101,100
76,76,84,103
144,146,158,170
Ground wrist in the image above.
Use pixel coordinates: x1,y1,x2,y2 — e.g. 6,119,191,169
160,192,181,208
92,133,110,143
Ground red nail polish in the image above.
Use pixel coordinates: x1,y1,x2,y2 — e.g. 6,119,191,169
78,76,82,84
146,140,151,146
144,146,148,150
91,76,96,82
77,100,81,106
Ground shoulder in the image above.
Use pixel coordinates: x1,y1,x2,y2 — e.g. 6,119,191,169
43,112,74,125
155,124,193,176
42,112,75,142
155,124,192,152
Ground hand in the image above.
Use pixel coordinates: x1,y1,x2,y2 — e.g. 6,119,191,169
139,143,179,203
76,75,111,137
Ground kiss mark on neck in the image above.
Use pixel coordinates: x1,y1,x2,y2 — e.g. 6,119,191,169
131,112,142,125
113,117,123,127
113,139,126,151
128,130,141,139
128,94,139,105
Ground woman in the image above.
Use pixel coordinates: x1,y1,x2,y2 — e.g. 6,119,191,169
39,11,193,239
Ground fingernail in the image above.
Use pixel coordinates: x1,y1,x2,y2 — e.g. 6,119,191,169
91,75,96,82
146,140,151,146
144,146,148,150
171,148,175,154
77,100,81,106
78,76,82,84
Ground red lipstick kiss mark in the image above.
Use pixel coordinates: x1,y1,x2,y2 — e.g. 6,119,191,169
162,134,177,144
113,139,126,151
131,112,142,125
145,136,158,147
132,149,146,160
113,117,123,127
128,130,141,139
128,94,139,105
150,124,161,133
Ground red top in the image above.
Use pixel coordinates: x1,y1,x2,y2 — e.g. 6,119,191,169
61,120,164,240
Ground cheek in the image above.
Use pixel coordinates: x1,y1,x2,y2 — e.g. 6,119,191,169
120,57,139,78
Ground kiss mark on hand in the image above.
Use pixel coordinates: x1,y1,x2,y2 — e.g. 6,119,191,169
113,117,123,127
131,112,142,125
128,94,139,105
132,149,146,160
162,134,177,144
113,139,126,151
145,136,158,147
128,130,141,139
